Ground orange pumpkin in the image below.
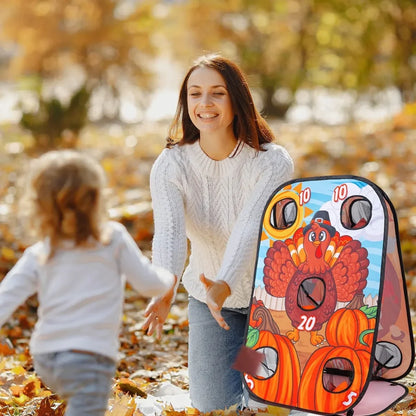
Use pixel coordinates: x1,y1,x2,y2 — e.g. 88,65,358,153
325,308,375,350
245,329,301,406
298,345,371,413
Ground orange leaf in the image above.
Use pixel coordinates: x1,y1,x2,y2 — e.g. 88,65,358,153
105,394,136,416
117,378,147,398
10,384,24,397
0,339,15,356
38,396,64,416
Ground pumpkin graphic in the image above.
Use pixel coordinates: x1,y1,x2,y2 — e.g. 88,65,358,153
298,345,371,413
297,307,375,413
246,329,301,405
325,307,376,350
245,302,301,406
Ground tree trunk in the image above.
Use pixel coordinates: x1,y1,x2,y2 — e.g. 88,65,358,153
261,89,292,119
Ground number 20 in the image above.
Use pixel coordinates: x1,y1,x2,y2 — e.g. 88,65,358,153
298,315,316,331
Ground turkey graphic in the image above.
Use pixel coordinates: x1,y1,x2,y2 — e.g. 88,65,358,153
263,210,369,346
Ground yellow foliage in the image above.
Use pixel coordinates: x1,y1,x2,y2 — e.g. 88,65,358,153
11,365,26,375
12,393,30,405
393,103,416,130
265,406,291,416
403,103,416,116
184,408,201,415
0,247,16,262
22,375,42,397
0,0,157,87
106,393,136,416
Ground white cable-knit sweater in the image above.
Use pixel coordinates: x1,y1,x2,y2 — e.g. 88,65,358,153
150,140,294,308
0,221,174,360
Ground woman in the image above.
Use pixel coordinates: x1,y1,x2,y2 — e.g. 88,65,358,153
143,54,294,412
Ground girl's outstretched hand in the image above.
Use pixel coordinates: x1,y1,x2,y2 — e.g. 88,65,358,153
200,273,231,330
142,275,177,339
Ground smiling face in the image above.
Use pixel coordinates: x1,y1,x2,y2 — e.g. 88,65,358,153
186,66,235,137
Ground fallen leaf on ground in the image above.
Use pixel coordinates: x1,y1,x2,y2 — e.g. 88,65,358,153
117,378,147,398
106,393,137,416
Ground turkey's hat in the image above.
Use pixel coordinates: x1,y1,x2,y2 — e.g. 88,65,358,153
304,210,336,237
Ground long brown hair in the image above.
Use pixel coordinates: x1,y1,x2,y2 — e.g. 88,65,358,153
167,54,275,150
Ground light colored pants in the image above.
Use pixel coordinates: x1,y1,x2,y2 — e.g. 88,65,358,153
188,296,248,412
33,350,116,416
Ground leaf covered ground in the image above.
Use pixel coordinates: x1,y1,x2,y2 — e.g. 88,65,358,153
0,105,415,415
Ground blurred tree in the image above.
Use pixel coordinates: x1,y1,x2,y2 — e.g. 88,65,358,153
164,0,309,117
161,0,416,117
0,0,159,148
381,0,416,101
306,0,416,98
20,86,90,148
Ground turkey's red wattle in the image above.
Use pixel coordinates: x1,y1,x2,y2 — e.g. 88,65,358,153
316,244,322,258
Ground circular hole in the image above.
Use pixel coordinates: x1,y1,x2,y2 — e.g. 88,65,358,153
322,358,354,393
297,277,326,311
270,198,297,230
341,196,372,230
254,347,278,380
374,342,402,370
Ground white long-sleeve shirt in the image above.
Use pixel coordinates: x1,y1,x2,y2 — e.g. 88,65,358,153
0,221,174,361
150,140,293,308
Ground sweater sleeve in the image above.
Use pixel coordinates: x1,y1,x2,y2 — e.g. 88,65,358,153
113,222,175,298
149,149,188,281
216,145,294,291
0,247,39,327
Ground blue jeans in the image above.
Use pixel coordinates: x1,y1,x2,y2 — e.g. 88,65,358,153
33,351,116,416
188,296,248,412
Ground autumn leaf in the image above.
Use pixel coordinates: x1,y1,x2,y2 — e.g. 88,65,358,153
117,378,147,398
105,393,136,416
22,376,42,398
11,364,26,375
9,384,24,397
0,247,15,262
0,338,15,356
162,405,190,415
37,396,66,416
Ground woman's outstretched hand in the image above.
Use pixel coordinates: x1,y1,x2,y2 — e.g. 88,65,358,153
142,275,177,339
200,273,231,330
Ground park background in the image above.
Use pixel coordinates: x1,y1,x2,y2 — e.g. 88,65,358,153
0,0,415,415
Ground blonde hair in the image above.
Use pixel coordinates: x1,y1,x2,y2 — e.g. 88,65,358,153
24,150,107,259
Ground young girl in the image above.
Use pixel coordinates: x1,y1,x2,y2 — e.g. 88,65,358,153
143,54,294,412
0,150,175,416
